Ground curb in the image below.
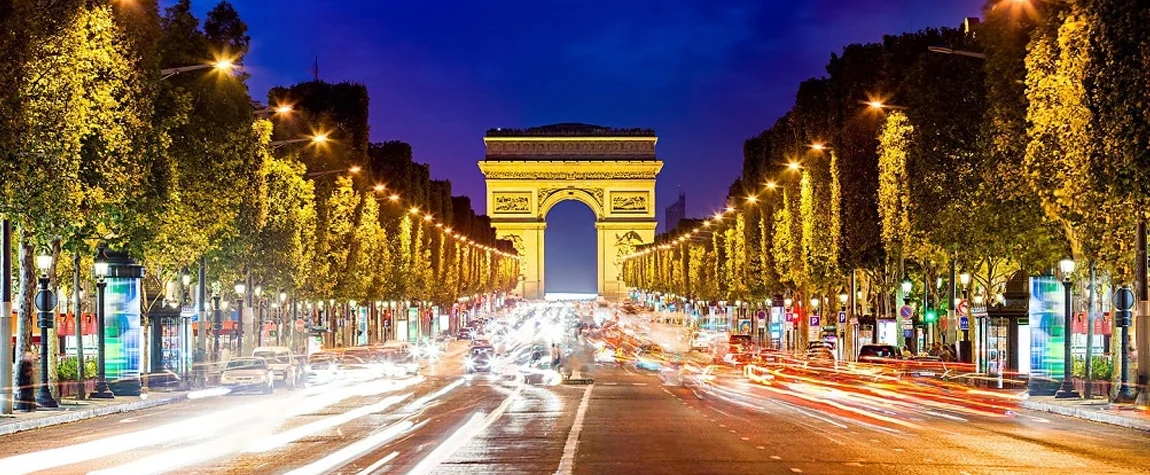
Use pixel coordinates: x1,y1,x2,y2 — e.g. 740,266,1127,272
1021,400,1150,432
0,394,186,437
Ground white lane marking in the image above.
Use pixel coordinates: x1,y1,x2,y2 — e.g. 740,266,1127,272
283,420,416,475
355,451,399,475
770,455,781,460
756,446,765,450
631,382,647,386
603,382,618,385
555,384,595,475
790,468,803,473
407,382,523,475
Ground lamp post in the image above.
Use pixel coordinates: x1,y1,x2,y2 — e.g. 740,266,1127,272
91,250,114,399
838,292,848,360
253,285,263,347
959,272,971,342
212,295,222,362
279,291,287,346
234,282,246,355
1055,258,1081,399
901,276,914,353
33,254,58,408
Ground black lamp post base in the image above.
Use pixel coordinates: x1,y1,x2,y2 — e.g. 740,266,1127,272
90,381,115,399
36,387,58,408
1054,385,1082,399
1114,385,1136,403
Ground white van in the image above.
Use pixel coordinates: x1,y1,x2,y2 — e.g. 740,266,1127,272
251,346,301,388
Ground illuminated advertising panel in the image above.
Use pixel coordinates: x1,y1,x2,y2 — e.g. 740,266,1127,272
1029,275,1063,388
407,307,419,343
104,277,141,392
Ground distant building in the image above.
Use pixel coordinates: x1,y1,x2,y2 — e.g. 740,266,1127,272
664,187,685,233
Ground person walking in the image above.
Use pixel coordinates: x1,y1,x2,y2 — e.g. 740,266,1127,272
550,343,561,370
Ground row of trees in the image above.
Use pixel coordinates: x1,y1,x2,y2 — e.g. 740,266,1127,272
623,1,1149,332
0,0,519,367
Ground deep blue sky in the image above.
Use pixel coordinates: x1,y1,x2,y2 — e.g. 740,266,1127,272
180,0,983,293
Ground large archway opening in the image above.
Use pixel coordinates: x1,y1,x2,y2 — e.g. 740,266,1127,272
544,200,597,296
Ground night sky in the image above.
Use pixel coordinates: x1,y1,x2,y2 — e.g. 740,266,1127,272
180,0,983,293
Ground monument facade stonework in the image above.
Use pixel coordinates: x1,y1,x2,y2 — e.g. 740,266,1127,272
478,124,662,299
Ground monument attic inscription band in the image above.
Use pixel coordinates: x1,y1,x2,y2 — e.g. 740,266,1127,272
478,124,663,300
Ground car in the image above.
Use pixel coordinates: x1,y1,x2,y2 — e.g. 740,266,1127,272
339,355,379,379
901,355,947,379
470,339,491,348
728,334,754,353
594,346,618,364
457,328,473,340
378,348,419,377
857,344,901,364
755,348,783,364
724,352,754,367
805,346,835,361
342,347,381,364
220,357,274,394
305,352,341,385
252,346,300,388
466,345,496,374
634,347,664,371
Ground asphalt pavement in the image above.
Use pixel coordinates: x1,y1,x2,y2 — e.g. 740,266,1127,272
1,315,1149,474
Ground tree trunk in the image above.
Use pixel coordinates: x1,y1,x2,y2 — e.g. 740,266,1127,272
15,227,34,357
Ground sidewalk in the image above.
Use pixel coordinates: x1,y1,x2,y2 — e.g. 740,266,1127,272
1021,396,1150,432
0,390,189,437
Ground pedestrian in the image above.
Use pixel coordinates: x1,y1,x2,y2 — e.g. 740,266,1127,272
550,343,561,370
16,351,35,412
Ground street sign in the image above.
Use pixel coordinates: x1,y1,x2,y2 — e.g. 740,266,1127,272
295,318,305,332
757,310,767,320
959,316,970,331
956,299,970,316
1115,287,1135,311
837,311,846,324
899,305,914,319
809,316,820,327
971,305,988,318
784,312,794,322
903,329,913,338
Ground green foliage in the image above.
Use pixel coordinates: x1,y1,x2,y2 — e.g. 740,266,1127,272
57,356,97,382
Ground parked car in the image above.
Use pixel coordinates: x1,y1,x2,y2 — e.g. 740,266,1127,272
220,357,274,394
857,344,901,364
252,346,301,388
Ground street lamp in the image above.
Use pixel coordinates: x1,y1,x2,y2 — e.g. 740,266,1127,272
270,134,328,149
160,58,236,79
1055,258,1081,398
304,164,359,178
234,282,246,355
254,285,264,347
214,295,225,362
278,291,288,346
34,253,58,408
90,250,114,399
901,276,913,296
838,292,848,310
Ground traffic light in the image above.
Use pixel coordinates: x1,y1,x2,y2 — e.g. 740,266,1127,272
924,309,938,323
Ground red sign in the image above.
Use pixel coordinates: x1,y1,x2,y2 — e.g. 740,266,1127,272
1072,312,1114,336
295,318,306,332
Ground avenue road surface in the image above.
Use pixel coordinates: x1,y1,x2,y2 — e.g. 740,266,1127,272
0,306,1148,474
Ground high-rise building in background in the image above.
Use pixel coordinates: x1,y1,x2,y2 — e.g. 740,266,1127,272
664,187,686,233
